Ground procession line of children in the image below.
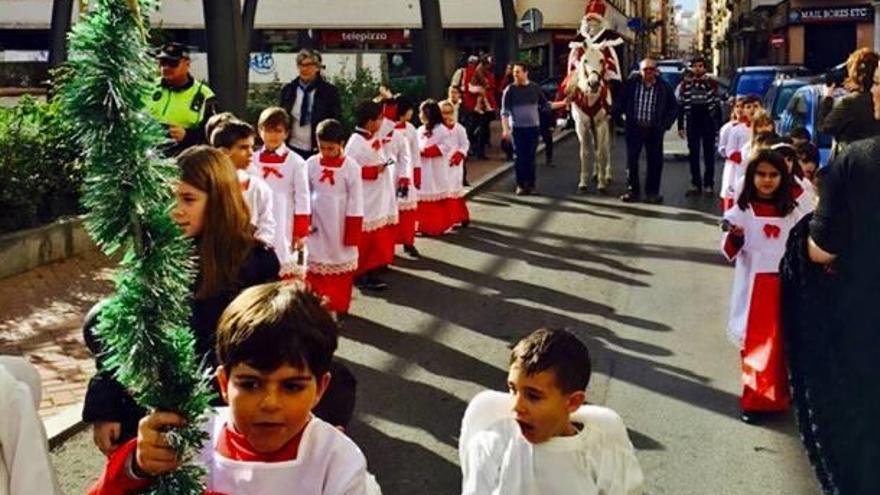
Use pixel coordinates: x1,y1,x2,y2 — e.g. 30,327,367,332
206,95,472,314
717,94,820,424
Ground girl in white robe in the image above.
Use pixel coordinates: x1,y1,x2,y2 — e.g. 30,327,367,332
721,149,808,421
416,101,454,236
439,100,471,227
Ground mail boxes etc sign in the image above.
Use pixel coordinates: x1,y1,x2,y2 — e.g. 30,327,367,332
789,5,874,24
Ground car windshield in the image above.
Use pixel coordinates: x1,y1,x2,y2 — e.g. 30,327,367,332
736,72,776,97
772,85,801,119
659,70,682,89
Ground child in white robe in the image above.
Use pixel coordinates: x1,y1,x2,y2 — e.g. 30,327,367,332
305,119,364,314
251,107,312,279
721,149,808,423
88,282,381,495
720,96,759,211
388,96,422,257
0,356,59,495
460,328,643,495
416,100,454,236
210,118,276,245
345,101,399,291
439,100,470,228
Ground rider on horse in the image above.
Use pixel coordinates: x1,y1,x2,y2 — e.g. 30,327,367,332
562,0,624,99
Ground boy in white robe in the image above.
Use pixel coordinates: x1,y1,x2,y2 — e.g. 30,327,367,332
345,101,399,291
439,100,471,227
251,107,312,279
460,328,643,495
210,119,276,245
305,119,364,314
88,282,380,495
0,356,59,495
387,96,422,257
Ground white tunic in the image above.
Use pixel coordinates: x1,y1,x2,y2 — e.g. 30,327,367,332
416,125,451,203
401,122,422,202
460,391,644,495
722,203,806,347
379,119,417,210
720,123,750,200
237,169,276,245
441,122,470,199
0,358,59,495
249,144,311,276
199,408,372,495
305,155,364,274
344,130,398,232
717,120,735,159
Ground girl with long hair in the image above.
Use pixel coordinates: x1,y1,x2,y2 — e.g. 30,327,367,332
417,100,455,235
721,149,809,424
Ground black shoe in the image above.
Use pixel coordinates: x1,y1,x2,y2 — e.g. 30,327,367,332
620,192,640,203
403,244,421,258
644,194,664,204
363,275,388,291
463,180,471,187
459,220,470,228
685,185,701,197
578,184,589,194
741,410,761,424
703,186,714,197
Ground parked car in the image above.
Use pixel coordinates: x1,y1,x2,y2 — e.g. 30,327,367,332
730,65,812,99
763,76,817,129
657,59,686,90
778,83,846,167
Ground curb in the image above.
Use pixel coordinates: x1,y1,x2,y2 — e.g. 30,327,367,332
46,401,87,449
464,129,575,199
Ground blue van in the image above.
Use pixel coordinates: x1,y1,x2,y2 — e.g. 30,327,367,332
730,65,811,99
778,84,845,167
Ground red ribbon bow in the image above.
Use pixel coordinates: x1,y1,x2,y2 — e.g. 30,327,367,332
320,168,336,186
395,121,407,129
240,179,250,191
763,224,781,239
262,165,284,179
371,139,382,151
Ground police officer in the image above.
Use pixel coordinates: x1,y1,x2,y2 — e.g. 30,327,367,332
146,42,217,156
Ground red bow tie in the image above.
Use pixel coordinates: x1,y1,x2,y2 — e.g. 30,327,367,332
371,139,382,151
240,179,250,191
259,150,288,164
320,168,336,186
262,165,284,179
395,122,406,129
320,156,345,167
763,224,781,239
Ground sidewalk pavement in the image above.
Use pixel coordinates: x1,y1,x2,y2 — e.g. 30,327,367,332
0,124,544,421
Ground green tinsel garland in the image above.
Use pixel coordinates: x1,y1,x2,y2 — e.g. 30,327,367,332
56,1,213,493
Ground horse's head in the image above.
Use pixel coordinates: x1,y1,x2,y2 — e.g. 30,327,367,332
575,45,605,96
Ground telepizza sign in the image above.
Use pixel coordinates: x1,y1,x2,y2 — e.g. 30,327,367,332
789,5,874,24
320,30,410,45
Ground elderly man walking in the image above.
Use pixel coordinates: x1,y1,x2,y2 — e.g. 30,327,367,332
280,49,342,159
615,57,678,204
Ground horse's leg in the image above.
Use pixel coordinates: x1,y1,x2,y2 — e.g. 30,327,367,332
574,109,591,192
596,117,611,192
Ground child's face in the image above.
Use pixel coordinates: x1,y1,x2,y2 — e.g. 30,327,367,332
318,139,343,159
401,109,414,123
171,180,207,238
441,105,456,125
419,109,429,125
218,362,330,454
754,162,782,199
223,136,255,170
365,117,382,134
800,159,817,180
742,102,757,119
507,362,584,444
260,124,288,151
733,102,742,119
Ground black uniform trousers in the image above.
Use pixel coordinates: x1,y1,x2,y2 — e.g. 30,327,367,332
625,124,664,196
686,111,717,188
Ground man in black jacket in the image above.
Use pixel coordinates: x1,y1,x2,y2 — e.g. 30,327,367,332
279,49,342,159
613,57,678,203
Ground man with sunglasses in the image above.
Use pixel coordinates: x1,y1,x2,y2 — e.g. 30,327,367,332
279,49,342,159
145,42,217,156
613,57,678,204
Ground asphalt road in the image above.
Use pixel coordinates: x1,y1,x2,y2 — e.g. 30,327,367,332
51,133,820,495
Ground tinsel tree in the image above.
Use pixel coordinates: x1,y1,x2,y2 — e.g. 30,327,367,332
56,1,213,493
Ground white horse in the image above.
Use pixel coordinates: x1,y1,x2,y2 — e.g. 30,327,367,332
566,43,613,193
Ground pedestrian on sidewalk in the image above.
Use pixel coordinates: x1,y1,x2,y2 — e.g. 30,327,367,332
721,149,807,424
615,57,678,204
677,56,721,198
280,49,342,160
500,62,568,196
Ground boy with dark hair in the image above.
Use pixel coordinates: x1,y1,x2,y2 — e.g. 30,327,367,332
460,328,643,494
345,100,399,291
303,119,364,314
389,96,422,257
88,281,377,495
210,117,276,245
789,126,811,147
252,106,311,279
678,55,721,197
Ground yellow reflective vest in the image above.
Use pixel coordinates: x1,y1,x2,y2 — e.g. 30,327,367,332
145,77,215,129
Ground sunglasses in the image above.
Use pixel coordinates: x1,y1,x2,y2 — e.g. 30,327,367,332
642,67,658,72
159,59,181,68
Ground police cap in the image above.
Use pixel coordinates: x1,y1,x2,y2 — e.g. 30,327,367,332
156,42,191,61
